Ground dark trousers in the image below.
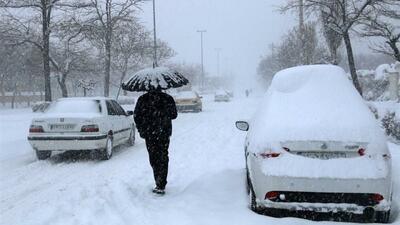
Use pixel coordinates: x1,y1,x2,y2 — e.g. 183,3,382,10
145,136,170,189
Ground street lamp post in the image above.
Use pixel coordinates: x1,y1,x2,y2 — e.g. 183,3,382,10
152,0,158,67
197,30,207,89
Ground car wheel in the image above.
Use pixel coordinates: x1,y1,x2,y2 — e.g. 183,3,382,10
35,150,51,160
101,136,113,160
375,210,390,223
127,127,135,146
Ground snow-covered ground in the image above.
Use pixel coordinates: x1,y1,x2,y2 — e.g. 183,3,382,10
0,95,399,225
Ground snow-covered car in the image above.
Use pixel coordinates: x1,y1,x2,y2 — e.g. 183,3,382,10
236,65,392,223
28,97,135,160
214,90,230,102
174,91,202,112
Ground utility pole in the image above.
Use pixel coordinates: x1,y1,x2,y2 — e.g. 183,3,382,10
215,48,222,77
197,30,207,89
152,0,158,67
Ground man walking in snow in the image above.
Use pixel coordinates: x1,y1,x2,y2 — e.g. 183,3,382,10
134,89,177,195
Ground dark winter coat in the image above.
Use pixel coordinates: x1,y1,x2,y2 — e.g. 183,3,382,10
134,91,177,139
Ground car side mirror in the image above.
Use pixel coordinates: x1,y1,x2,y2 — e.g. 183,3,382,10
126,110,134,116
236,121,249,131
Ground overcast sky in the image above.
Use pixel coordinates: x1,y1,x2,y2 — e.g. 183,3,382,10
139,0,297,89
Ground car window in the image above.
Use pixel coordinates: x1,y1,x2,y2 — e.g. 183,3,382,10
106,100,117,116
111,100,126,116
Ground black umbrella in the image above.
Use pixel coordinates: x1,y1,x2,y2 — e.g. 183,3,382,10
121,67,189,92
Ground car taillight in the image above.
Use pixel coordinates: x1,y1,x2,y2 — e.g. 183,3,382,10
81,125,99,132
259,152,281,158
29,125,44,133
358,148,366,156
370,194,384,203
265,191,279,200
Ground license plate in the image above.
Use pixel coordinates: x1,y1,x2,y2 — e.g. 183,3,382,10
296,152,347,159
50,124,75,130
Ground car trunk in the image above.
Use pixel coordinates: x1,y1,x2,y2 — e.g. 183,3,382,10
33,116,95,133
281,140,367,159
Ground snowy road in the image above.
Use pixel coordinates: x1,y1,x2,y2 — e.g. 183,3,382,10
0,96,399,225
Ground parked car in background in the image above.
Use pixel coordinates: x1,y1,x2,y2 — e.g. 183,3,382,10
214,90,230,102
28,97,135,160
174,91,202,112
236,65,392,223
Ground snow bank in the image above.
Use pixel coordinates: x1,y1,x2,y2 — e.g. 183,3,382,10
248,65,387,154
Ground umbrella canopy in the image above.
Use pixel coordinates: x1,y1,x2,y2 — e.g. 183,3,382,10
122,67,189,92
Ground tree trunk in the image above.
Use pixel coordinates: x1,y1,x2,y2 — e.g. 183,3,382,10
0,75,5,106
11,83,17,109
331,47,339,65
42,2,52,102
343,31,363,96
104,40,111,97
57,73,68,97
389,39,400,62
103,0,112,97
116,69,127,99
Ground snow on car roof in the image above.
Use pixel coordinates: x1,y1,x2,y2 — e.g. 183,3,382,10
175,91,197,99
247,65,387,154
57,97,113,101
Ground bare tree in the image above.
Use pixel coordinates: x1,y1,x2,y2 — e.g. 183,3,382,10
50,23,91,97
360,2,400,62
112,20,175,98
282,0,395,96
75,0,144,97
258,23,327,82
320,2,342,65
0,0,91,101
112,21,148,97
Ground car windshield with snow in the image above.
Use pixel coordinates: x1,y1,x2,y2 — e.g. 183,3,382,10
28,97,136,160
236,65,392,223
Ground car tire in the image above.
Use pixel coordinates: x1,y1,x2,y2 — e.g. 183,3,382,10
100,136,113,160
35,150,51,160
127,127,135,146
375,210,390,223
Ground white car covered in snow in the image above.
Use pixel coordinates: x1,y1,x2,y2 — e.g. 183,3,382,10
214,90,230,102
28,97,135,160
236,65,392,223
